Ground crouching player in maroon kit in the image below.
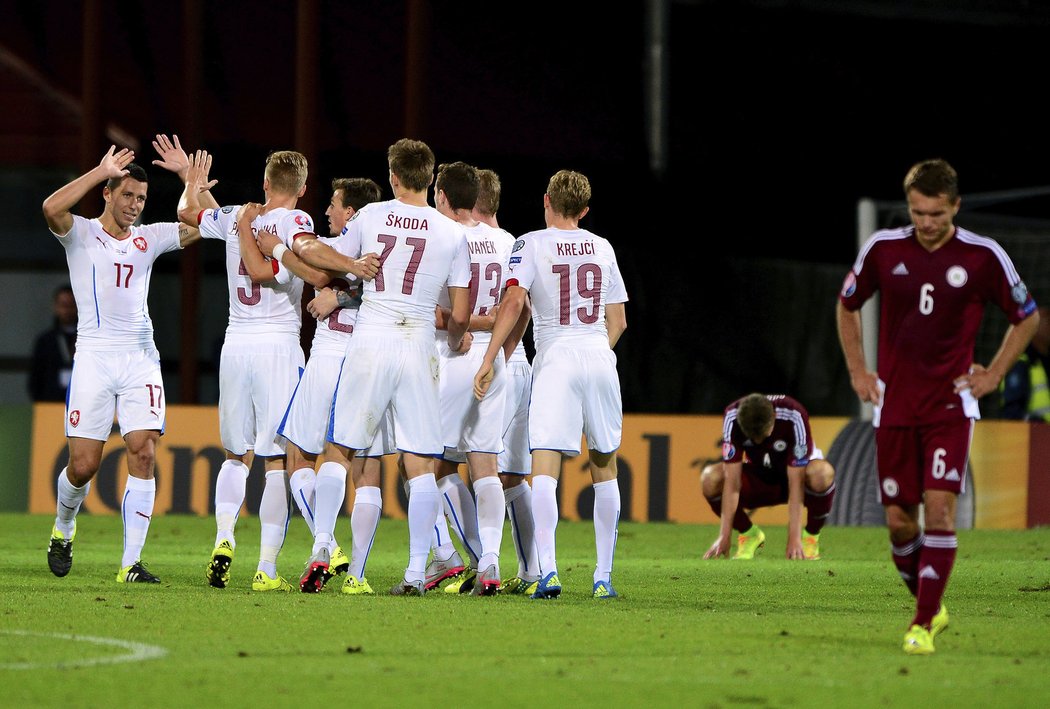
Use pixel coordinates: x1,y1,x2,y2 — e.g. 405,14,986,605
837,158,1040,655
701,393,836,561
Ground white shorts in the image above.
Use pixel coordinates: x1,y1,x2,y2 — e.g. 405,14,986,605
65,349,165,440
280,350,395,457
439,339,506,458
329,334,441,455
529,343,622,455
219,335,304,458
498,358,532,474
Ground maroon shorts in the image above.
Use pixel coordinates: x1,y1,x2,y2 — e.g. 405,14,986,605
874,419,973,506
739,465,790,509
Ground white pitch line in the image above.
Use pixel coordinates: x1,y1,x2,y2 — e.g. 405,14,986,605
0,630,167,670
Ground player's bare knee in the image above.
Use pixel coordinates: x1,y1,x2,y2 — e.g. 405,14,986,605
805,460,835,492
700,463,725,499
352,457,381,488
123,432,157,477
589,449,617,482
436,458,459,480
500,473,525,489
66,459,98,486
885,504,921,542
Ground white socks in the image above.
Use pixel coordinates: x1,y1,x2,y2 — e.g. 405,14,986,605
349,486,382,579
312,462,347,554
473,476,505,571
406,474,440,582
257,469,288,577
288,467,316,534
592,479,620,584
429,489,457,561
55,468,89,538
504,481,539,580
531,475,559,576
120,476,155,568
437,474,480,567
214,460,248,547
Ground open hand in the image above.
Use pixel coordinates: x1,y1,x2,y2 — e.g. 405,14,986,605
703,535,730,559
151,134,189,178
99,145,135,180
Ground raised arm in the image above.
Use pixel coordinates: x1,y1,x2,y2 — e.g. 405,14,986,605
152,134,219,210
42,145,134,234
176,150,211,228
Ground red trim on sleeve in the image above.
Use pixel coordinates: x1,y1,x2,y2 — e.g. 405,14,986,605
270,258,281,275
506,278,519,288
196,210,206,225
292,232,315,241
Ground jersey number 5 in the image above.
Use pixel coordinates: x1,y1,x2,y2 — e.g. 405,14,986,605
237,259,261,305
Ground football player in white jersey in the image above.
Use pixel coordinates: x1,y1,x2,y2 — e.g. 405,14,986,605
273,177,391,595
296,138,473,596
43,144,207,584
178,150,377,592
423,162,510,596
472,168,540,594
475,170,628,600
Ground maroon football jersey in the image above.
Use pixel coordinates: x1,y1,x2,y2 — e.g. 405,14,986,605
840,225,1037,426
721,394,814,475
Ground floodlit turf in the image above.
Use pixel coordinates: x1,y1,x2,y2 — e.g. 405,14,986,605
1,513,1049,708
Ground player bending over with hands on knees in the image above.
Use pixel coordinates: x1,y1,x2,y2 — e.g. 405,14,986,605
702,393,835,561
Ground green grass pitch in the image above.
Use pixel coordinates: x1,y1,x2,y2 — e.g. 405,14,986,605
1,513,1048,707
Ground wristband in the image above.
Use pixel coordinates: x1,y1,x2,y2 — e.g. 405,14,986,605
272,243,288,262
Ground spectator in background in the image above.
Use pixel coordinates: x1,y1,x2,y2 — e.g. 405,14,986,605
28,285,77,402
999,305,1050,422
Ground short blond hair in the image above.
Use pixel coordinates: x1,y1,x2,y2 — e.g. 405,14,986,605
474,168,501,216
546,169,590,218
265,150,308,196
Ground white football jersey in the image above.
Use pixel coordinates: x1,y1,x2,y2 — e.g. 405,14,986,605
348,199,470,341
508,226,627,351
54,215,181,352
435,221,512,347
309,230,364,356
198,205,311,337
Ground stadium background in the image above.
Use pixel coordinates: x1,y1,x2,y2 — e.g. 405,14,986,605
1,1,1048,523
